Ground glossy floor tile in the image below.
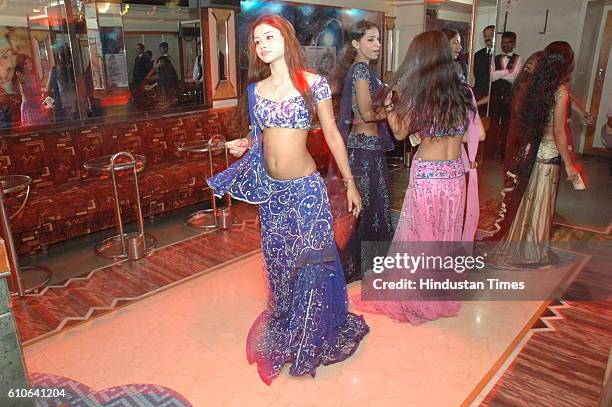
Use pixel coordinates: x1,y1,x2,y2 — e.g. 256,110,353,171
23,254,549,407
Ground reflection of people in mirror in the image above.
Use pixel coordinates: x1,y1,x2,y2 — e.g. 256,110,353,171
14,54,48,126
132,43,152,87
45,48,78,121
145,55,179,108
442,28,467,83
0,88,10,129
159,41,170,59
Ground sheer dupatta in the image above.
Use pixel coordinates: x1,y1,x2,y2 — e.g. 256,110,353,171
207,83,272,204
461,91,482,241
481,86,569,240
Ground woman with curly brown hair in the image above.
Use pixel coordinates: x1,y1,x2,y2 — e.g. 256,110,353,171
491,41,580,266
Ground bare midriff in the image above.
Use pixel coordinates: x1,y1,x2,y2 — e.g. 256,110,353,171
416,134,465,161
351,121,378,137
262,128,317,180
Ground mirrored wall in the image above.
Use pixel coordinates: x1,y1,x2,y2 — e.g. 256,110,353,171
0,0,208,132
424,0,498,112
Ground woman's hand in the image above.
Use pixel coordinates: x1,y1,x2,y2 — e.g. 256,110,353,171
565,163,578,182
225,138,249,157
582,112,595,127
383,88,395,111
346,183,362,218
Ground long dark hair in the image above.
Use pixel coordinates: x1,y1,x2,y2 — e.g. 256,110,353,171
236,14,315,133
493,44,573,239
156,55,178,87
441,27,465,78
376,30,475,135
14,54,33,75
332,19,379,94
514,41,574,146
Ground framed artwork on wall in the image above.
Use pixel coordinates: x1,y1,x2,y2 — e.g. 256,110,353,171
238,1,384,83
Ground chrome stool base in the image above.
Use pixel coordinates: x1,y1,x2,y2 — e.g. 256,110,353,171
95,232,157,259
184,209,219,228
19,265,52,294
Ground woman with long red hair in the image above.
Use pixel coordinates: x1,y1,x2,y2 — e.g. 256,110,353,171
207,15,369,384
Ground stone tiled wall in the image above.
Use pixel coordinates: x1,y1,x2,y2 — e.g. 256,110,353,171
0,239,33,407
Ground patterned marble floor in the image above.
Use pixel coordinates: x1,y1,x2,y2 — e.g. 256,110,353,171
12,155,612,406
22,254,553,407
12,204,262,344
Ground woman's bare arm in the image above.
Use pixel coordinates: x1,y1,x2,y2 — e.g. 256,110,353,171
552,88,575,176
386,110,411,141
316,97,362,216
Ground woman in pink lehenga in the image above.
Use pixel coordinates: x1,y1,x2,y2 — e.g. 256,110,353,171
14,55,47,126
352,31,485,324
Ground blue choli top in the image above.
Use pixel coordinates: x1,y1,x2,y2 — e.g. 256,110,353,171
350,62,381,121
254,75,332,130
207,78,331,204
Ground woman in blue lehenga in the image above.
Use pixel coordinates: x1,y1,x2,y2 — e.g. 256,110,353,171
333,20,394,282
207,15,369,384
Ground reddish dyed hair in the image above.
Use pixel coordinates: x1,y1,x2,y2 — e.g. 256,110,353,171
247,15,314,111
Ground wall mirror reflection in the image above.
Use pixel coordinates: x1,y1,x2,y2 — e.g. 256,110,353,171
0,0,77,129
209,8,236,101
215,13,228,81
425,0,475,84
471,0,498,118
0,0,209,133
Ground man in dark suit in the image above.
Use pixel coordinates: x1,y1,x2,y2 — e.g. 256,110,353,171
132,43,152,87
473,25,495,115
488,31,523,161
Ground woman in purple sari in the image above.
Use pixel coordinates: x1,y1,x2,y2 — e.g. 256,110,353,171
352,31,485,324
333,20,394,282
207,15,368,384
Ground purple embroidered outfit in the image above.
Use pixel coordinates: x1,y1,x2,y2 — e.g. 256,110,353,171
207,76,368,384
337,62,394,282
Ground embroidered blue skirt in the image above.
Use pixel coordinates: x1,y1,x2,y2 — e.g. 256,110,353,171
343,133,394,282
207,148,368,384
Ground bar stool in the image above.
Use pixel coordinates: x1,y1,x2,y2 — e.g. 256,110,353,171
176,135,231,229
83,152,156,260
0,175,52,296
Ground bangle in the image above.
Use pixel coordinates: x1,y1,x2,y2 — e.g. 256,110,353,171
342,177,354,187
